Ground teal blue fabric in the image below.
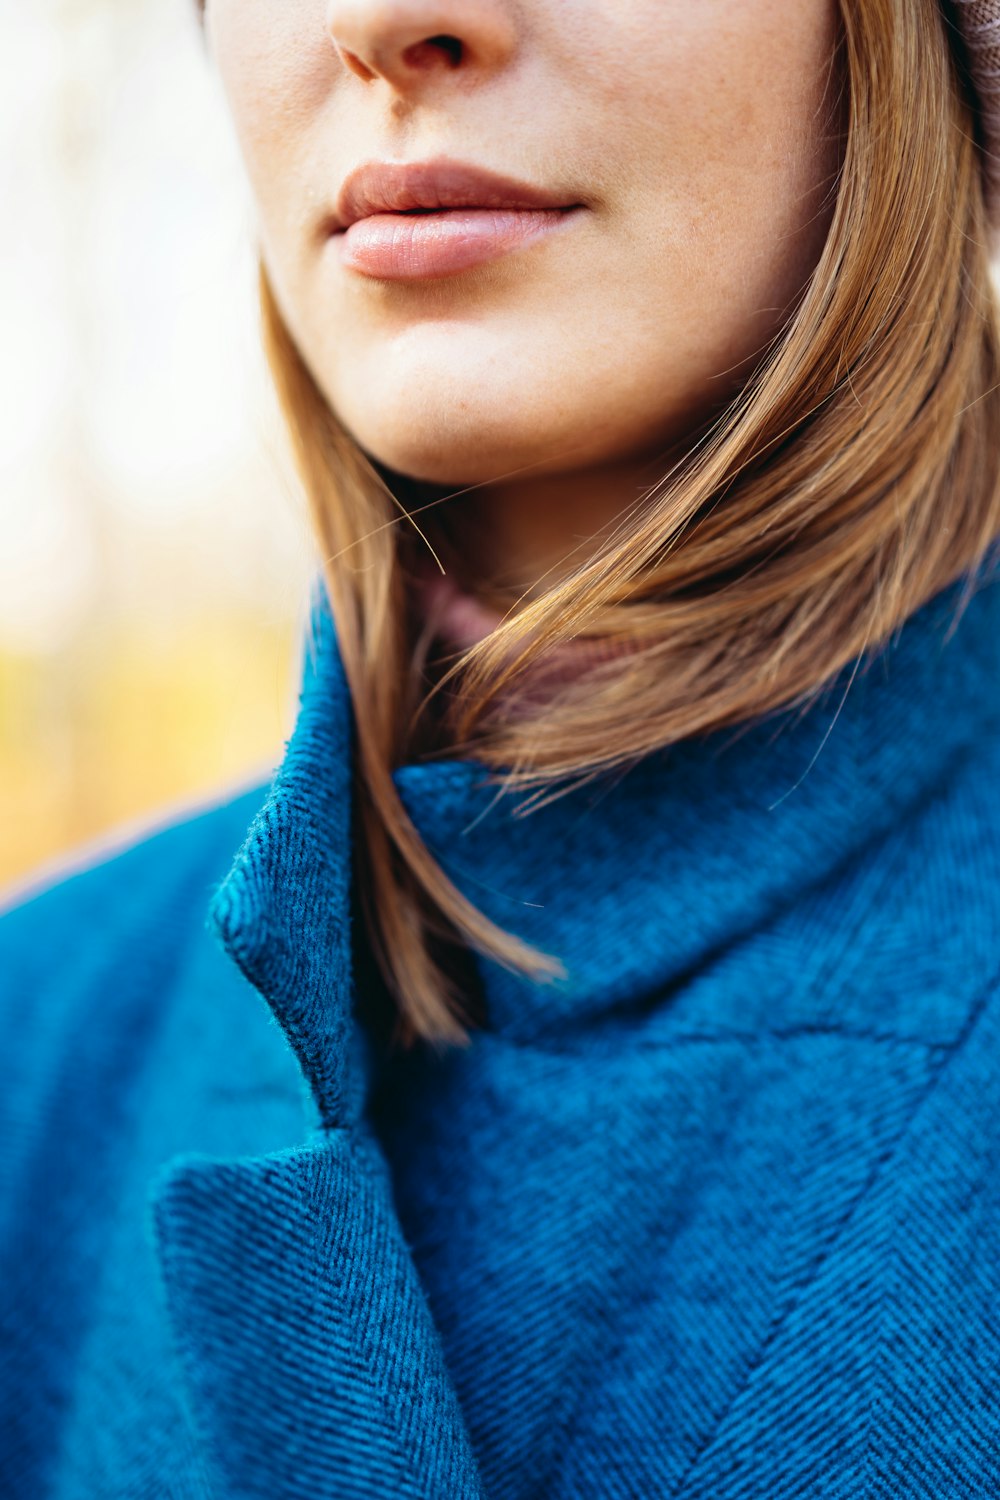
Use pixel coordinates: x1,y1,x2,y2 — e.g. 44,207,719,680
3,558,1000,1497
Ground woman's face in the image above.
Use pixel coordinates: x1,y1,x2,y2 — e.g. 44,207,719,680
206,0,843,487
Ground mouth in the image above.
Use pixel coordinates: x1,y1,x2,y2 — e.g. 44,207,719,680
332,204,585,280
326,156,587,281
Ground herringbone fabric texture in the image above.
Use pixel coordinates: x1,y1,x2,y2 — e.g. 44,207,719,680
2,557,1000,1494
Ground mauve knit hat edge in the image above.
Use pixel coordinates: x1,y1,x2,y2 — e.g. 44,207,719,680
947,0,1000,232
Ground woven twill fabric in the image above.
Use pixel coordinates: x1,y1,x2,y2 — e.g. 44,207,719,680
2,558,1000,1496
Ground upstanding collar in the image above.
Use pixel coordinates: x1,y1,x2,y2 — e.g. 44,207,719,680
205,556,1000,1127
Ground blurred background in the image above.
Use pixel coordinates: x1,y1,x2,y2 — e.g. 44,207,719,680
0,0,317,900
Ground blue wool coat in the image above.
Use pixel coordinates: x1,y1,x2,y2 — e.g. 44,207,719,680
2,563,1000,1498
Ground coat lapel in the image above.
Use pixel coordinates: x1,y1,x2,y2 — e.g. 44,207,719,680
149,1136,486,1499
146,576,486,1498
674,975,1000,1497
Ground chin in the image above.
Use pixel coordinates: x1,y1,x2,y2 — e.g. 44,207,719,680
359,437,514,488
338,402,549,489
326,336,586,485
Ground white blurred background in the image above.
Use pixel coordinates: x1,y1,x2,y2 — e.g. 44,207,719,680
1,0,316,893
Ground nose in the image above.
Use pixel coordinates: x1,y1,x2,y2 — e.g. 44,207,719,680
325,1,517,89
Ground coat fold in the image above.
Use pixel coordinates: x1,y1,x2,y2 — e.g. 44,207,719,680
148,1133,486,1500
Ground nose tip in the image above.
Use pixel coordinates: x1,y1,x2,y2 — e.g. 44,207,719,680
326,1,517,89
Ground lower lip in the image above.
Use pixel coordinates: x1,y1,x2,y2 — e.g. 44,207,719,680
333,206,583,280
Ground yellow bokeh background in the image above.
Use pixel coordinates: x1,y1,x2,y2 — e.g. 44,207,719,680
1,0,315,901
1,611,302,895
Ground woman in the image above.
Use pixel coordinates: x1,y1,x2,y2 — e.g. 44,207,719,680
2,0,1000,1493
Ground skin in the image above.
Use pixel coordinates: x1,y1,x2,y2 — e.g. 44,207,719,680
204,0,844,592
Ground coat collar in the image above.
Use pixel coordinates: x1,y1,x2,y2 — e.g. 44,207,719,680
207,557,1000,1083
200,574,363,1133
394,560,1000,1043
148,560,1000,1498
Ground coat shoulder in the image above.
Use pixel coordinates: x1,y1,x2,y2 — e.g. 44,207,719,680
0,775,269,995
1,774,270,936
0,775,291,1173
0,775,329,1500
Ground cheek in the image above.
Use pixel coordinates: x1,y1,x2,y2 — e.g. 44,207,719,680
620,7,840,364
209,0,332,213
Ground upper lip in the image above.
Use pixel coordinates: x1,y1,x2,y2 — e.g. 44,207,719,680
328,156,580,233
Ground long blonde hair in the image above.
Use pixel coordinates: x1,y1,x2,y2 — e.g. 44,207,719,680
247,0,1000,1051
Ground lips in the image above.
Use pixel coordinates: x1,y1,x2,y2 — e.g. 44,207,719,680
329,156,581,234
326,157,586,280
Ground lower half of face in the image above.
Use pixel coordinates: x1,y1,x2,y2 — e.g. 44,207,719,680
217,0,844,487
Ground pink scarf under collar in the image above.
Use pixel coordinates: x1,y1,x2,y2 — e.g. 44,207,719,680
409,557,646,708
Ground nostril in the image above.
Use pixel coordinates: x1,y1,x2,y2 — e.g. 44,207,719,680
429,34,463,65
403,34,465,70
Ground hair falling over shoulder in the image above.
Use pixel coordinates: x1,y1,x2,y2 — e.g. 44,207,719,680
256,0,1000,1051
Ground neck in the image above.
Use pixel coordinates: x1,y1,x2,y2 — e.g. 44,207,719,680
401,442,689,600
